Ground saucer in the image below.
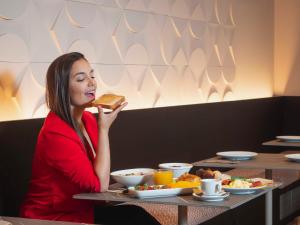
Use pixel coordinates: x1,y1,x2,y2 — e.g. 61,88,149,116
202,191,226,197
193,192,229,202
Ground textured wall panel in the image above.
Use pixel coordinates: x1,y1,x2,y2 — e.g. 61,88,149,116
138,68,159,108
97,65,125,86
0,0,275,121
95,0,118,8
125,0,148,12
148,0,170,15
68,39,98,63
0,34,29,62
171,0,190,19
0,0,29,20
180,67,203,104
66,1,97,28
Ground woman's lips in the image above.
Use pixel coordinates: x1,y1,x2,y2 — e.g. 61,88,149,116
85,92,95,99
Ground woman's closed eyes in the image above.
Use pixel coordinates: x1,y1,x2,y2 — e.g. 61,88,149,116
75,70,95,82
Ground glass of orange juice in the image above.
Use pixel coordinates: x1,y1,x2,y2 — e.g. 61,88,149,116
153,169,173,185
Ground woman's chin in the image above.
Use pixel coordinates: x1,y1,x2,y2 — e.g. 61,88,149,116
84,100,94,108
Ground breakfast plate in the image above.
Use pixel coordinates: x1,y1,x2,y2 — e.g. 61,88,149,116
127,186,193,199
192,192,229,202
216,151,258,161
276,136,300,142
222,186,266,195
222,177,272,194
285,154,300,162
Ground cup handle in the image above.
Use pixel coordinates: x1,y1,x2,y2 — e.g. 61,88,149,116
215,183,222,193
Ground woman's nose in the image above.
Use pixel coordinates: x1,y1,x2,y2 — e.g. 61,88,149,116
87,77,95,86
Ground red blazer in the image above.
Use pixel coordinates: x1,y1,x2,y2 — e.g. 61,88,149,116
20,111,100,223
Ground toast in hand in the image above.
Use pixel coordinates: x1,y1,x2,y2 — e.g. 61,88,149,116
92,94,125,110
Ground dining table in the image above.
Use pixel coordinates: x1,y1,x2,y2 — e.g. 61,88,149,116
193,152,300,225
193,153,300,179
263,139,300,148
74,182,280,225
0,216,98,225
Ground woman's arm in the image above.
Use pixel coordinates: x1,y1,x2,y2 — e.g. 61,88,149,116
93,103,127,192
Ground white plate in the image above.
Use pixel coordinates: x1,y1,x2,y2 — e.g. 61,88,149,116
128,186,193,199
223,185,266,195
285,154,300,162
192,192,229,202
216,151,258,161
276,136,300,142
158,163,193,178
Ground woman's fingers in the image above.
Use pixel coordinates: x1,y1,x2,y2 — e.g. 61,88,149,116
113,102,128,115
97,102,127,130
97,105,104,115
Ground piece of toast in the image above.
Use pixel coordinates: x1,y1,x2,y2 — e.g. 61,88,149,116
92,94,125,110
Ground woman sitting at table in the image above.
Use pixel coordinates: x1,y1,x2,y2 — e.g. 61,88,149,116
20,52,160,225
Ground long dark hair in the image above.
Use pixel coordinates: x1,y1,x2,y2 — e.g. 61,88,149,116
46,52,86,137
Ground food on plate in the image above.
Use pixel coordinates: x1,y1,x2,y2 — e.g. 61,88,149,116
166,173,200,188
223,179,252,188
134,184,168,191
91,94,125,110
177,173,201,183
196,168,230,180
222,177,269,188
110,168,154,187
249,178,274,186
124,172,145,176
167,180,200,188
196,168,214,179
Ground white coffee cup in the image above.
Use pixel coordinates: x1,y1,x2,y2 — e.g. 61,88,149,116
201,179,222,195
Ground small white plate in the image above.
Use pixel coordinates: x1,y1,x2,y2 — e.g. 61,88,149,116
158,163,193,178
276,136,300,142
223,185,266,195
192,192,229,202
285,154,300,162
128,187,193,199
216,151,258,161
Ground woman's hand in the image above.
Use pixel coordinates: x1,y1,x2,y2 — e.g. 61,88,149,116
96,102,128,132
94,103,127,191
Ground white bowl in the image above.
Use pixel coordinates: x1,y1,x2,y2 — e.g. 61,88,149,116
110,168,155,187
158,163,193,178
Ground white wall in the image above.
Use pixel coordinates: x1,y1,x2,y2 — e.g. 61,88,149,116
274,0,300,96
0,0,274,121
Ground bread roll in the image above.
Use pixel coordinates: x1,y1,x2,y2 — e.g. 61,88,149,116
177,173,200,183
92,94,125,110
196,168,215,179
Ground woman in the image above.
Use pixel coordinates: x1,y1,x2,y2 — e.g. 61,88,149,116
21,52,160,225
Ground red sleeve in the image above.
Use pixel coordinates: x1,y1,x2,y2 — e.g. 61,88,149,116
40,132,100,192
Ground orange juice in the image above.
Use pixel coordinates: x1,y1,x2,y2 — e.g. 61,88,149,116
153,169,173,185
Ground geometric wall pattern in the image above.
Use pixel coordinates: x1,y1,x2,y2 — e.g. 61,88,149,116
0,0,265,121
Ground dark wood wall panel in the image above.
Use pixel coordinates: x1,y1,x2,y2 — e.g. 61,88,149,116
282,96,300,135
0,118,43,217
109,97,283,170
